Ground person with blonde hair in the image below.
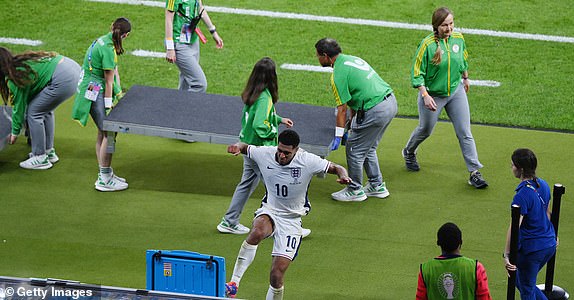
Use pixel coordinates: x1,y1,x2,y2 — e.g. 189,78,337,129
72,17,131,191
0,47,80,169
403,7,488,189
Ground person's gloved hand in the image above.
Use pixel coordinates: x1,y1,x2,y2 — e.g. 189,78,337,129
331,126,345,151
330,136,342,151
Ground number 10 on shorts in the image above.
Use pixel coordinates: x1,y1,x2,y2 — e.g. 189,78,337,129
286,235,299,252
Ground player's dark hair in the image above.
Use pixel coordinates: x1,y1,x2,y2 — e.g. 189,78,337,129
0,47,56,104
437,222,462,253
242,57,279,106
315,38,342,58
278,129,300,148
431,7,453,65
111,17,131,55
512,148,538,184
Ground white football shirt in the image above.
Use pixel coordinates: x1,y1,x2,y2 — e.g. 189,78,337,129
247,146,330,217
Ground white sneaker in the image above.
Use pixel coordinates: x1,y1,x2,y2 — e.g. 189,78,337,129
46,148,59,164
112,172,127,183
302,228,311,238
331,187,367,202
364,182,390,198
94,172,127,186
20,154,52,170
95,175,129,192
217,217,250,234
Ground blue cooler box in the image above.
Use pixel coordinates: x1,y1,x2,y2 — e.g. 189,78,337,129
146,250,226,297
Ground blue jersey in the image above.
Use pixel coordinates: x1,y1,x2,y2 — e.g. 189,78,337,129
512,178,556,254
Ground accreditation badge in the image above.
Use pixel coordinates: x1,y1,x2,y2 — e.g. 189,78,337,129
452,44,460,53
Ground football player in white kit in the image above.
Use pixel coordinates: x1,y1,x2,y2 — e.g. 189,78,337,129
225,129,351,299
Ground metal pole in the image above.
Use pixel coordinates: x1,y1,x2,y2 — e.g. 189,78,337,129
507,204,521,300
544,184,565,296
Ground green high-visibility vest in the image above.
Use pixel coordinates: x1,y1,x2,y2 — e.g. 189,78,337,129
421,256,477,299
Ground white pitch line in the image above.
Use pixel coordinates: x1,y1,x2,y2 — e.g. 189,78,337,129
0,37,43,46
468,80,501,87
281,64,333,73
127,54,501,87
86,0,574,44
131,49,165,58
280,64,501,87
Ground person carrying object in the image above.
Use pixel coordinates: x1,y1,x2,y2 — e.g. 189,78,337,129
217,57,314,238
72,17,131,192
0,47,80,169
315,37,397,202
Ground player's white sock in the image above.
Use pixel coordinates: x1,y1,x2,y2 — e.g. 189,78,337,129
99,166,112,182
230,240,258,285
266,285,284,300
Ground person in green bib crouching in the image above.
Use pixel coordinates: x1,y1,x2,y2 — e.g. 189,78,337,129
416,222,492,300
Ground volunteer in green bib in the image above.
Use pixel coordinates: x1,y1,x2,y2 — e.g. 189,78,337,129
315,38,397,202
417,222,492,300
217,57,300,236
165,0,223,93
1,47,80,169
403,7,488,189
72,17,131,192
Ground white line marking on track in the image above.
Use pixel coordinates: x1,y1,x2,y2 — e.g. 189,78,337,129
0,37,43,46
280,64,501,87
86,0,574,44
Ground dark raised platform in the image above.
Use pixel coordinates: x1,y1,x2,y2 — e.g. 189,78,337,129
103,85,335,156
0,106,12,151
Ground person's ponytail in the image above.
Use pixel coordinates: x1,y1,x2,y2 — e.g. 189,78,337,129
431,35,442,65
111,17,131,55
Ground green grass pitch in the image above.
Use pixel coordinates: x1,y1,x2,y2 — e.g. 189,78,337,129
1,0,573,299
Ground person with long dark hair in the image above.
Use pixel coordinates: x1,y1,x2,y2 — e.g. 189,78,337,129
402,7,488,189
72,17,131,192
0,47,80,169
504,148,556,299
217,57,298,236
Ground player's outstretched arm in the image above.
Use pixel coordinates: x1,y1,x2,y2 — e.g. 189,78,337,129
227,142,248,156
327,162,352,184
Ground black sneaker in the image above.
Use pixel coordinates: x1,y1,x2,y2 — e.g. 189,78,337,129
402,148,420,171
469,171,488,189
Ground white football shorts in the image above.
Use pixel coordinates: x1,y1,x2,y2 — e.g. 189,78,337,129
254,207,303,261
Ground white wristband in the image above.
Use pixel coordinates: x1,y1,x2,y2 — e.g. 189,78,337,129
335,126,345,137
104,97,113,109
165,38,175,50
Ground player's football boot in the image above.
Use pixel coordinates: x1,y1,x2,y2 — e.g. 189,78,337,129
225,281,238,298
